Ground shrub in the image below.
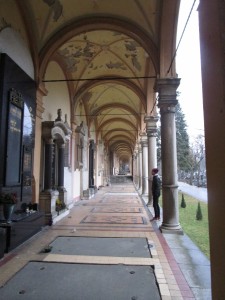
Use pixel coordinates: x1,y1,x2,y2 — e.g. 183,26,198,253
196,202,203,220
181,193,186,208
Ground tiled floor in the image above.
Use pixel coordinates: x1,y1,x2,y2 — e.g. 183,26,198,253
0,182,195,299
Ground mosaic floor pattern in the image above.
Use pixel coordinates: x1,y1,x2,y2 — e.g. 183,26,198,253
81,215,146,224
91,207,142,213
100,198,141,204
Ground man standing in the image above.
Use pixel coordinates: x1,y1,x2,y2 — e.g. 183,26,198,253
151,168,161,221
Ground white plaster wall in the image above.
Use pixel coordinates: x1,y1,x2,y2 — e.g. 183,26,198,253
0,27,34,79
96,173,103,187
64,168,72,202
43,61,70,122
73,170,81,200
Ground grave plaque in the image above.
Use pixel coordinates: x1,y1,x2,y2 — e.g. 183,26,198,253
5,89,23,186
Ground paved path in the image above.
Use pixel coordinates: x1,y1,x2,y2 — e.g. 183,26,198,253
0,181,207,299
178,181,208,203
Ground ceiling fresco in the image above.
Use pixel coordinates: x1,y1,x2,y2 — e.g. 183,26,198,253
55,29,149,160
57,30,147,88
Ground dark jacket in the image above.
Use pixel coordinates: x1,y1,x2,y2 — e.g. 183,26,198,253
152,175,161,198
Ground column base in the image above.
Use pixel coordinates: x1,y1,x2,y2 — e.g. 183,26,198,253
141,194,148,204
52,209,70,225
39,190,70,226
83,188,96,199
58,189,67,205
160,223,184,235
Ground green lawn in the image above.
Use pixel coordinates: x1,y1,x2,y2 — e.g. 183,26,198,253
160,192,210,259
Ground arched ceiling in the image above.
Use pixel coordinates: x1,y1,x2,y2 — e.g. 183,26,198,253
16,0,180,163
49,28,154,160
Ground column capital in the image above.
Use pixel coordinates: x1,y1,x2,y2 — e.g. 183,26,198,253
140,132,148,146
133,145,138,156
155,78,180,113
144,115,159,137
134,144,139,152
138,143,142,153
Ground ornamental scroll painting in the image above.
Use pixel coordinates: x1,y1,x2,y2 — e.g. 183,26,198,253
5,89,23,186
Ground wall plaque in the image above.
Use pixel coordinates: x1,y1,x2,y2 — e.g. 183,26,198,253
5,89,23,185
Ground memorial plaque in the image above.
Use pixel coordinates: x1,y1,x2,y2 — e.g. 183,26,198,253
5,89,23,185
23,146,32,187
0,54,36,205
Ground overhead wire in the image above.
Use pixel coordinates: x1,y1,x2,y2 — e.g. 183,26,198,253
149,0,197,114
43,75,156,83
74,113,145,116
166,0,197,75
90,130,138,132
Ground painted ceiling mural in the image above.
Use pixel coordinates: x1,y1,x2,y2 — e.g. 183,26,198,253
58,31,145,80
54,29,148,159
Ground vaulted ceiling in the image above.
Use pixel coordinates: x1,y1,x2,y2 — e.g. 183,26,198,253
14,0,180,163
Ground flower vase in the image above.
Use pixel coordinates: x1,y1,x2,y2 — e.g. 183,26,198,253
3,204,15,223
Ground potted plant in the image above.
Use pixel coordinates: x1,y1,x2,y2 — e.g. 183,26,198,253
0,192,17,223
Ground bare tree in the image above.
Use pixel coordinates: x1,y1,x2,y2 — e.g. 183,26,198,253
189,134,206,186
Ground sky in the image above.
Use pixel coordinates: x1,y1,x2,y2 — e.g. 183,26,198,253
176,0,204,140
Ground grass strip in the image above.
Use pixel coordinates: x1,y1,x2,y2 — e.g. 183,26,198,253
178,192,210,258
160,192,210,258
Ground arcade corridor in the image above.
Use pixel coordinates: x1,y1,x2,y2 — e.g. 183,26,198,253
0,1,225,298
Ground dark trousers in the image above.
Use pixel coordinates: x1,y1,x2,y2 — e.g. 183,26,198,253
153,196,160,218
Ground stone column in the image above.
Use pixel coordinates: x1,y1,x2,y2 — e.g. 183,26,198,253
44,138,54,191
39,137,54,225
199,2,225,297
89,140,95,188
140,133,148,196
58,143,65,190
133,145,138,187
145,115,159,205
156,78,182,233
133,146,136,186
58,143,69,205
138,143,142,191
34,83,47,201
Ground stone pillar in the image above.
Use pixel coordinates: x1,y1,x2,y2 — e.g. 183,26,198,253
138,143,142,191
199,1,225,297
39,137,54,225
44,138,54,191
133,145,138,187
89,140,95,188
34,83,47,201
156,78,182,233
58,143,67,204
132,152,137,185
140,133,148,196
58,143,65,190
145,115,159,205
